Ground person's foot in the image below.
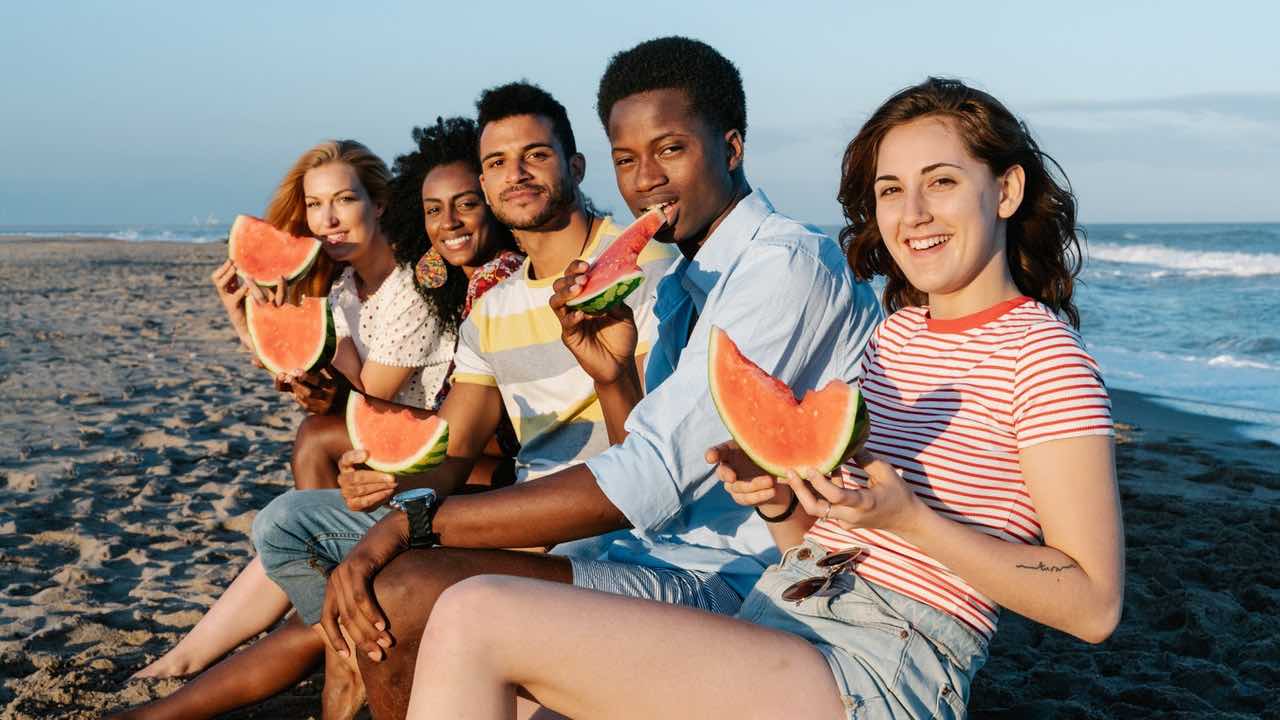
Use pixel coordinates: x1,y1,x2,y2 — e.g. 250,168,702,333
321,643,366,720
130,649,199,680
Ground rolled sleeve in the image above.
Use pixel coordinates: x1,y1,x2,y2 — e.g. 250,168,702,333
591,244,854,533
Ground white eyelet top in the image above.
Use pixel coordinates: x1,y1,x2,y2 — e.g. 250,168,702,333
328,264,453,409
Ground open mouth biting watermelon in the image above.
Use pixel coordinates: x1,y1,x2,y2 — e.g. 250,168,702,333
345,391,449,475
708,326,868,478
228,214,322,288
566,205,669,315
245,296,335,375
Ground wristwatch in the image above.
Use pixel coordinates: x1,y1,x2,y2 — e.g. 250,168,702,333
389,488,441,549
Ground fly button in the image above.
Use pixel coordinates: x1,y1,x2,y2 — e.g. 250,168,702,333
898,629,909,640
797,548,812,560
941,686,952,697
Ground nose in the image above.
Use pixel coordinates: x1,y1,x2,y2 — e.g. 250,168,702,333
902,184,931,227
320,202,339,227
441,204,462,230
505,157,533,186
633,154,667,195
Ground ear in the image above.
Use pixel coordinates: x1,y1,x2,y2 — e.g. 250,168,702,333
569,153,586,184
375,202,386,220
723,129,745,173
479,172,494,206
997,164,1025,220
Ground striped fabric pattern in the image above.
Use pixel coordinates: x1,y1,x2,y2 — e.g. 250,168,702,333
806,297,1113,639
451,216,677,480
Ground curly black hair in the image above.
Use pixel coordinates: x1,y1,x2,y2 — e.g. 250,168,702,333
596,36,746,139
383,116,518,334
476,81,578,157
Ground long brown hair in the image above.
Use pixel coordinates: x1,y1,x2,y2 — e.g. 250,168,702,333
838,77,1084,328
262,140,393,299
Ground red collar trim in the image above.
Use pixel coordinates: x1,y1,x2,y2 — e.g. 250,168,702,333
925,296,1033,333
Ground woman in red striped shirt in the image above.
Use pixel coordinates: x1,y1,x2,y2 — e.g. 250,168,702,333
402,77,1124,720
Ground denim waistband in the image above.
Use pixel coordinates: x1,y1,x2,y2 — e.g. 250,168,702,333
777,539,988,672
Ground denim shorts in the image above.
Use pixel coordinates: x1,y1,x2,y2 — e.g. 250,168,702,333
735,540,989,720
569,556,743,615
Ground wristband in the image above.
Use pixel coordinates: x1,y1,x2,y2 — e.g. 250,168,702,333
754,492,799,523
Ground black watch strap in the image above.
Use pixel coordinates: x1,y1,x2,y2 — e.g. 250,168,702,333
404,498,440,548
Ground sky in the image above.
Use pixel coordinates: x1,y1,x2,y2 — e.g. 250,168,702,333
1,0,1276,226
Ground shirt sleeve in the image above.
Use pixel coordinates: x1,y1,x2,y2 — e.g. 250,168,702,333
366,273,437,368
587,242,872,532
450,306,497,387
1012,322,1114,449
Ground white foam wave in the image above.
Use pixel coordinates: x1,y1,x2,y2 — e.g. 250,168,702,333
1088,242,1280,277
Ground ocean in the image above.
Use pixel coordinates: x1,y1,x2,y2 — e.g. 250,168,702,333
3,221,1278,442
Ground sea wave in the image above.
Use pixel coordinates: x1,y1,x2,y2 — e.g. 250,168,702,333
0,227,229,243
1087,242,1280,277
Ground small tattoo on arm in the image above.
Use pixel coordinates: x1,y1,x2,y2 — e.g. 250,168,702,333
1016,561,1078,573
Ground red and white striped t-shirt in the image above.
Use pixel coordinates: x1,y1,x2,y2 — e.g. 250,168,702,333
805,296,1112,640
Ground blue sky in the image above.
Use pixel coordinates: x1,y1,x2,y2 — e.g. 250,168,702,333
1,0,1276,226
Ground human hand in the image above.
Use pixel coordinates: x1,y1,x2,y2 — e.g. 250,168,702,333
549,260,639,386
781,452,926,535
274,367,342,414
706,440,794,516
336,449,398,512
319,512,410,662
211,260,270,354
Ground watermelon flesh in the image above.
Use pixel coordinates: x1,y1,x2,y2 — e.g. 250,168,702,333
228,214,322,287
708,326,868,477
566,206,669,314
346,391,449,475
245,296,335,375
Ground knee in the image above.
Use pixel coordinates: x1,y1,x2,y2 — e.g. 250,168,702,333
251,490,307,560
420,575,513,652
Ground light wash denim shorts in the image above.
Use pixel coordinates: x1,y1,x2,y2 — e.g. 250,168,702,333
735,540,989,720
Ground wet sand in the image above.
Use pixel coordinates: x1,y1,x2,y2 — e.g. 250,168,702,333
1,238,1276,719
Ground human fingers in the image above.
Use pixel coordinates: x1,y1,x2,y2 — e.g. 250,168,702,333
319,579,352,657
705,439,740,466
336,559,390,660
211,261,232,286
272,277,286,306
272,373,291,392
346,488,394,512
230,284,250,305
246,282,267,305
338,449,371,474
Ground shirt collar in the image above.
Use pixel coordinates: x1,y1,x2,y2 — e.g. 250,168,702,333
677,188,775,303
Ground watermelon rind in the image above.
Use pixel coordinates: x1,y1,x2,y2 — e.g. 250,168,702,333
565,272,644,314
345,391,450,476
228,215,323,288
708,326,868,478
245,297,336,376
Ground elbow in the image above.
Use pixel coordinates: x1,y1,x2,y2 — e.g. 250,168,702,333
1075,594,1123,644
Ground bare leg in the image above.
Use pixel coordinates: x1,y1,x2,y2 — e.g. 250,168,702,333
355,547,573,719
132,556,290,678
292,413,352,490
108,615,325,720
408,576,847,720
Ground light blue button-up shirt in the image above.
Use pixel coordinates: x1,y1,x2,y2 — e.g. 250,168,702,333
585,189,882,598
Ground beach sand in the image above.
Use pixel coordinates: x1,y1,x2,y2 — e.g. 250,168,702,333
1,239,1277,719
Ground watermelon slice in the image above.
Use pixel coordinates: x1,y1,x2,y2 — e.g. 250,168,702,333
566,206,669,314
346,391,450,475
708,326,868,477
228,214,322,288
245,296,335,375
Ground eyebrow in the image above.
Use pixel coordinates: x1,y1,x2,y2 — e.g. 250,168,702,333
303,187,357,199
422,189,483,203
480,142,555,164
875,162,962,183
611,130,688,153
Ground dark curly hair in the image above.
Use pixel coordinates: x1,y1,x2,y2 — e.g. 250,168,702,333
838,77,1084,328
596,36,746,138
476,81,577,157
383,117,518,333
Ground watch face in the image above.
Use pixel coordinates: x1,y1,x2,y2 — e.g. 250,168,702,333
393,487,436,505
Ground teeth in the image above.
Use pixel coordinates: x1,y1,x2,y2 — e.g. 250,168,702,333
908,234,950,250
442,235,471,250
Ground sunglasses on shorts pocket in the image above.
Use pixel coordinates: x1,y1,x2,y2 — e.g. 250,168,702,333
781,547,865,604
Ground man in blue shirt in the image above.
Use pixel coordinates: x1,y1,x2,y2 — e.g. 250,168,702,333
318,37,881,716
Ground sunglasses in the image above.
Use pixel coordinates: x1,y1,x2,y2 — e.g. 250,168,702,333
781,547,866,604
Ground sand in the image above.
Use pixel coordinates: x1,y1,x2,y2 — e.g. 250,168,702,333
1,238,1277,719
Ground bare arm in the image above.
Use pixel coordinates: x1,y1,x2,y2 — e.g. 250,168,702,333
359,359,417,401
788,436,1124,644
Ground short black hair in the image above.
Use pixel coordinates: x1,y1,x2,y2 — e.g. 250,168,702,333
383,116,517,333
596,36,746,139
475,81,577,157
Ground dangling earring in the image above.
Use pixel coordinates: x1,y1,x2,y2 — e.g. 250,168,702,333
415,248,448,289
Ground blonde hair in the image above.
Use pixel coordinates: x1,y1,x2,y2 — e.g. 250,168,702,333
263,139,393,298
